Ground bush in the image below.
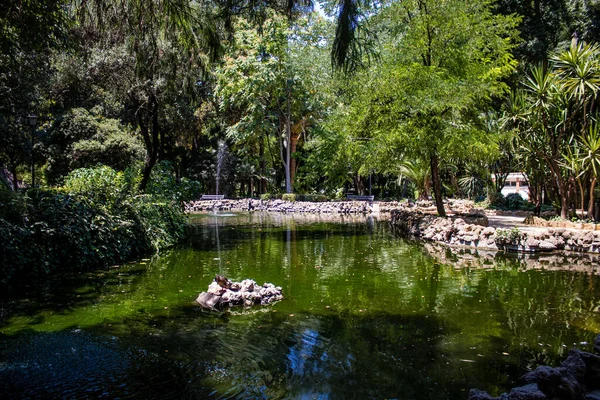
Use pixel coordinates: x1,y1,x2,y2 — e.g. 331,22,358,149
495,227,523,246
44,108,144,184
505,193,528,210
0,165,188,286
260,193,281,200
487,191,506,207
146,161,201,203
282,193,328,202
61,165,126,209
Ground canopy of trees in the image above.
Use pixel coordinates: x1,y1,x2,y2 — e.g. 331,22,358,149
2,0,600,221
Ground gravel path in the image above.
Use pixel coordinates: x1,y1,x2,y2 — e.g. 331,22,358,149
486,214,592,234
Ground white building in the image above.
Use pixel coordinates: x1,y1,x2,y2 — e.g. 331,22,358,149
499,172,529,200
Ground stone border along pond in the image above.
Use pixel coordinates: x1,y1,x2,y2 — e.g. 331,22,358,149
185,198,375,214
421,241,600,275
186,198,600,255
389,208,600,254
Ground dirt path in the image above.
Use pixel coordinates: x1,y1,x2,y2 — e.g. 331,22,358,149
486,214,596,234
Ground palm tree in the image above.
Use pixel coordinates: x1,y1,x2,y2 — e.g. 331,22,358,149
519,64,573,218
560,143,586,218
554,38,600,219
458,163,491,201
399,159,431,201
581,120,600,219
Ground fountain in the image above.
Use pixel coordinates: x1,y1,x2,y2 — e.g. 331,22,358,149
215,140,226,195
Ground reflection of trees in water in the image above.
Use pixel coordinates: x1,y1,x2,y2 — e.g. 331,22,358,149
4,214,600,399
421,242,600,355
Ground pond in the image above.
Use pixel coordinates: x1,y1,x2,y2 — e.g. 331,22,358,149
1,212,599,399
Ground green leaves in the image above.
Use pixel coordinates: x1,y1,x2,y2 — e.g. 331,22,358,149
581,120,600,178
0,165,190,285
335,0,518,169
553,39,600,101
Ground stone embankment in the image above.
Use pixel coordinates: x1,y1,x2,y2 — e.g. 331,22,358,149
186,199,374,214
390,208,600,254
185,198,482,215
469,334,600,400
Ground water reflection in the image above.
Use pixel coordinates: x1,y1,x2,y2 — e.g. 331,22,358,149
1,212,599,399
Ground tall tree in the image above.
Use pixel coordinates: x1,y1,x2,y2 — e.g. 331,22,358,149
332,0,519,215
71,0,222,190
215,12,331,193
506,38,600,219
0,0,70,189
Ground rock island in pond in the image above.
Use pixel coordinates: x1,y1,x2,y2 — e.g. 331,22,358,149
196,275,284,309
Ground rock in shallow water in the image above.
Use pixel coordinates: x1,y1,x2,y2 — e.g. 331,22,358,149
196,276,283,309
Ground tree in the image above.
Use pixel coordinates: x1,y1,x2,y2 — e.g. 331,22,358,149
506,38,600,219
494,0,600,63
215,12,332,193
332,0,519,215
72,0,222,191
43,108,144,184
0,0,70,190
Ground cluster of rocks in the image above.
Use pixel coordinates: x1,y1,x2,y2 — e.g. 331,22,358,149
469,335,600,400
390,209,600,254
376,199,483,214
185,199,375,214
196,276,284,309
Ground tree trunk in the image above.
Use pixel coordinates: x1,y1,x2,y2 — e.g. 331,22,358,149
588,178,597,220
140,153,157,192
259,137,266,195
290,133,298,191
354,174,364,195
12,163,18,191
430,153,446,217
401,176,408,198
138,102,160,192
578,179,585,219
284,87,292,194
556,175,569,220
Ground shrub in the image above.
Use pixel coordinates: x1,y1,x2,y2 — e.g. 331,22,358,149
281,193,295,202
299,194,328,202
505,193,528,210
282,193,328,202
0,165,188,287
61,165,126,210
487,191,506,208
260,193,281,200
495,227,524,246
44,108,144,184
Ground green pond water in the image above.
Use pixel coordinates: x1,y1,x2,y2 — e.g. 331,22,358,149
1,212,600,399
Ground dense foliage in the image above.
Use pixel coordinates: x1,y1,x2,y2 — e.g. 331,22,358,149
0,165,188,285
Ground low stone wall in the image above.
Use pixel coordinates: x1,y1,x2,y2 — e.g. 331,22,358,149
469,335,600,400
525,216,600,231
390,209,600,254
186,198,482,215
186,199,375,214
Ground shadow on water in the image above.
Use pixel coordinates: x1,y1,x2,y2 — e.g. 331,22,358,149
0,264,150,330
1,305,503,400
